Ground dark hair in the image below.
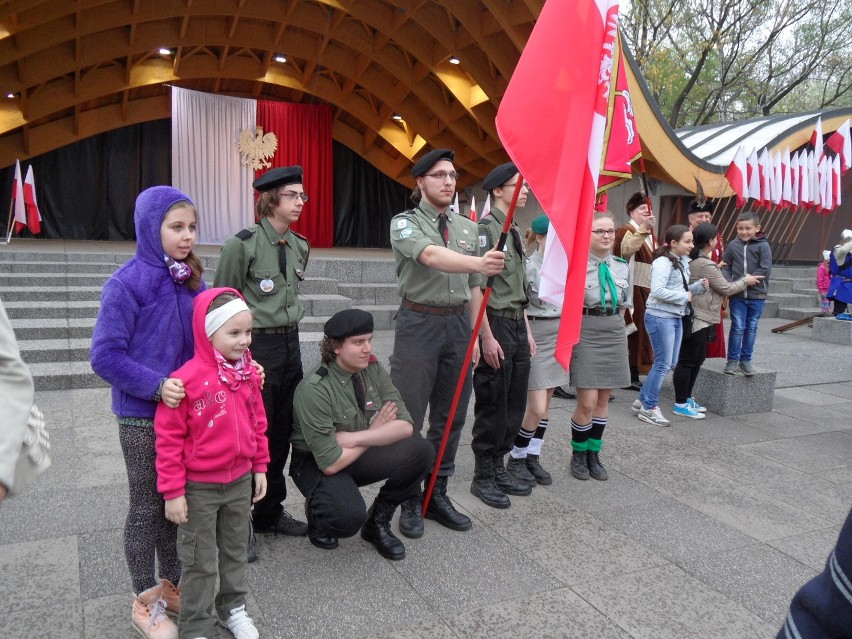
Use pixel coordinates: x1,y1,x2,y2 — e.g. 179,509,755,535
320,336,343,365
689,223,718,259
737,211,760,226
653,224,691,267
207,291,240,313
165,201,204,291
255,189,284,221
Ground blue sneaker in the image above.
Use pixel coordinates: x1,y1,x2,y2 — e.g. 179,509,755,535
686,397,707,413
672,403,705,420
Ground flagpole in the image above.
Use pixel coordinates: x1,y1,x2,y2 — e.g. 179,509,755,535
421,176,524,515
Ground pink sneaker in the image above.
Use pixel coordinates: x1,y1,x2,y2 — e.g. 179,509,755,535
159,579,181,618
131,584,178,639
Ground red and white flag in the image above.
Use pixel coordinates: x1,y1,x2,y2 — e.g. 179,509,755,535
480,192,491,221
811,117,824,160
825,119,851,172
759,149,771,207
800,150,811,209
724,146,747,207
22,165,42,234
770,151,781,207
747,149,760,201
781,147,792,207
812,151,822,209
496,0,621,368
12,160,27,234
789,151,799,207
468,194,477,222
833,154,842,209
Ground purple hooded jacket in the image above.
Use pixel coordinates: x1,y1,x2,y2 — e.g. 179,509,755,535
90,186,206,419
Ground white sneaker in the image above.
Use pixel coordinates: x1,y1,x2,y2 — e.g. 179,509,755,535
219,604,259,639
631,399,643,413
637,406,671,427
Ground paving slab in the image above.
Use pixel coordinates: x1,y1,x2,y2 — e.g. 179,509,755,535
768,524,844,571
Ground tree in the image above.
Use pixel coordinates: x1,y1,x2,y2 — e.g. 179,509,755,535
621,0,852,127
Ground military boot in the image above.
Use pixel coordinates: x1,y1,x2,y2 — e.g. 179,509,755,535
361,498,405,560
525,454,553,485
398,494,424,539
506,455,537,487
493,454,532,496
587,450,608,481
470,454,510,508
425,475,472,531
571,451,590,480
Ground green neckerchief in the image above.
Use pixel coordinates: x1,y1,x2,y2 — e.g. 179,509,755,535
598,260,618,313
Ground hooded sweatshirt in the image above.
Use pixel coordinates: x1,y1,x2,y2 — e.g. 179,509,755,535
154,287,269,500
722,235,772,299
90,187,206,420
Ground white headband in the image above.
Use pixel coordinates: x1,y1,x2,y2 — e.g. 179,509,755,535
206,298,251,337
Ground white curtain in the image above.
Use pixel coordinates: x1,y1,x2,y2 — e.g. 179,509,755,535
172,87,257,245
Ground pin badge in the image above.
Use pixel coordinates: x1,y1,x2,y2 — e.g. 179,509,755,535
260,278,274,292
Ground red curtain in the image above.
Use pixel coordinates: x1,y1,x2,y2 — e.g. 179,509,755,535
256,101,334,247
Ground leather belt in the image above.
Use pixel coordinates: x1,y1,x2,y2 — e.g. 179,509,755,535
401,299,465,316
528,315,559,321
252,325,299,334
582,307,619,317
488,308,525,320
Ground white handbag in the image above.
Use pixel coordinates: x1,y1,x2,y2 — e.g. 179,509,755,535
10,404,51,496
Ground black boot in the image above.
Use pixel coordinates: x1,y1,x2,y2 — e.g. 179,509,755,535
425,476,472,531
494,455,532,496
587,450,608,481
398,495,424,539
305,501,338,550
525,454,553,486
361,498,405,560
506,456,537,488
570,451,590,480
470,455,510,508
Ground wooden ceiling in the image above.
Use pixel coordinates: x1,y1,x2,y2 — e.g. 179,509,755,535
0,0,545,186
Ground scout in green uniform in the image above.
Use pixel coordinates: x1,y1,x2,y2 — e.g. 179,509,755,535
471,162,536,509
389,148,505,539
568,213,632,481
290,309,434,560
214,166,310,550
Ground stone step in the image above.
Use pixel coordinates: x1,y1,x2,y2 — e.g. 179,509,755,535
772,266,819,279
0,251,129,264
337,282,401,306
777,307,823,320
28,360,109,391
0,273,112,287
762,300,779,318
19,338,90,363
309,257,397,283
768,292,818,309
9,318,96,340
770,279,794,293
3,300,101,319
301,294,352,317
297,277,339,295
0,261,120,274
0,285,104,302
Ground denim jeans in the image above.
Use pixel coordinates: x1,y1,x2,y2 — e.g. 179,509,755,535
727,298,765,362
640,313,682,410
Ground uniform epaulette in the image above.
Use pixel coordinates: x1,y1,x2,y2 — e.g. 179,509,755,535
478,217,492,226
290,229,310,246
289,230,311,270
235,228,255,241
309,366,328,383
613,256,628,264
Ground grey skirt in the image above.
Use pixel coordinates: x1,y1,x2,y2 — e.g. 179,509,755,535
569,313,630,389
528,316,571,390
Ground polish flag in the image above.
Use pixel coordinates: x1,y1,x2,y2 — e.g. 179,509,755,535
825,119,851,172
468,194,477,222
833,155,842,209
789,152,799,207
769,151,781,207
781,148,792,207
799,150,811,209
747,149,760,201
759,149,771,207
811,117,824,160
496,0,622,368
23,165,42,235
724,146,747,207
480,193,491,220
812,151,822,209
12,160,26,234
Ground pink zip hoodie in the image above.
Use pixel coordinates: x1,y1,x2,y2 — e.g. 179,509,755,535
155,287,269,500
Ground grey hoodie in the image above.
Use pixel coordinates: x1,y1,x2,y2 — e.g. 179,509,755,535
722,235,772,299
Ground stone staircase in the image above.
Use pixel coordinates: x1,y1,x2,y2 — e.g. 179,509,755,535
764,265,822,320
1,246,400,391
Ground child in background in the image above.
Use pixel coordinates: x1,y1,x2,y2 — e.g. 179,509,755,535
722,212,773,376
817,250,832,315
156,288,269,639
90,187,206,639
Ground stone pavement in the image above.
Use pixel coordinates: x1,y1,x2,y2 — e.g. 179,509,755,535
1,316,851,639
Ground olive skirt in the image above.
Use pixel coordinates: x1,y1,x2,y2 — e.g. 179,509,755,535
527,316,571,390
569,313,630,389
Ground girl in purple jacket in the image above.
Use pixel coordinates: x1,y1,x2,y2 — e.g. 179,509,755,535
91,186,205,639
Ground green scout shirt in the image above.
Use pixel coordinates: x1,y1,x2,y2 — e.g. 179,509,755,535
478,207,528,310
291,359,413,470
214,217,310,328
390,200,482,306
584,253,632,310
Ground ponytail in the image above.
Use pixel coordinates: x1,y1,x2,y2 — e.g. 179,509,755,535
653,224,690,268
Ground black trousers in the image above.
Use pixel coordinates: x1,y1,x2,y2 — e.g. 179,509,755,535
250,329,303,528
472,314,531,457
672,325,711,404
289,437,434,538
390,309,472,476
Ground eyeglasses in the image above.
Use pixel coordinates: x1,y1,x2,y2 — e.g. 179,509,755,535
424,171,460,181
280,191,309,202
591,229,616,236
501,182,528,189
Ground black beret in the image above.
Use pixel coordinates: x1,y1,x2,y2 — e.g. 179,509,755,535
625,191,647,213
688,199,713,214
252,166,303,191
324,309,374,339
482,162,518,191
412,149,455,177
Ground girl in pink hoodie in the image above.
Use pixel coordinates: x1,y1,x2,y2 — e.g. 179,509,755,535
155,288,269,639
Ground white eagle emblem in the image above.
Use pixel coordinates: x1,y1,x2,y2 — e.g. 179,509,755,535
237,126,278,170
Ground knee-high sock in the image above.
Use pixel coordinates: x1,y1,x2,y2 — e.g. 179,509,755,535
528,418,548,455
571,419,591,453
511,418,548,458
587,416,607,452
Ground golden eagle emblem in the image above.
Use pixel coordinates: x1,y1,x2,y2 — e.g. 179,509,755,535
237,126,278,170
